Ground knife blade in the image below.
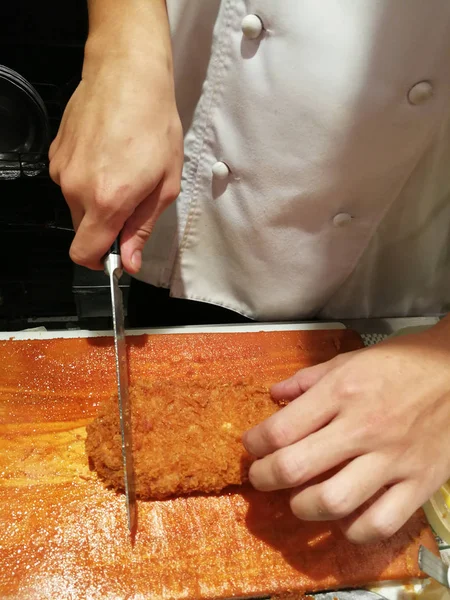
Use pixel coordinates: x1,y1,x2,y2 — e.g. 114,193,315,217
105,238,137,536
419,545,450,588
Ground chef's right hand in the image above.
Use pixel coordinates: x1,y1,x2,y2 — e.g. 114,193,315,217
49,43,183,274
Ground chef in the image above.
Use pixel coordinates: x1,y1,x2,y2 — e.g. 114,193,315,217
49,0,450,543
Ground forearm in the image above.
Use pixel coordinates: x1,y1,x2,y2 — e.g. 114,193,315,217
84,0,173,71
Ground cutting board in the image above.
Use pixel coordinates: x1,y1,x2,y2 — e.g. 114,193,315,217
0,327,437,600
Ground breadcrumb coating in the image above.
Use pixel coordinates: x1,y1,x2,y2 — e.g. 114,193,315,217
86,379,286,499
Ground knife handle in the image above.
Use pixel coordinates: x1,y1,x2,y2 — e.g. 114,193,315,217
104,236,123,277
108,237,120,256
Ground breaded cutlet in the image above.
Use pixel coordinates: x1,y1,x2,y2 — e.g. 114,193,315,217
86,379,286,499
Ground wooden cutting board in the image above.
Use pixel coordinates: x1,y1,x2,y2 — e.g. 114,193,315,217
0,329,437,600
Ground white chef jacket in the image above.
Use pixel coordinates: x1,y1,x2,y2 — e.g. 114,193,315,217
137,0,450,321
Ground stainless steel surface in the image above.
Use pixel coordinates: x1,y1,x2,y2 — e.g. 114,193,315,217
358,317,441,346
104,251,137,536
2,316,444,339
341,316,441,335
313,591,388,600
418,546,449,588
361,333,388,346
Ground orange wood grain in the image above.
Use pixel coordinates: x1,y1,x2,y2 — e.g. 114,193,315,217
0,330,437,600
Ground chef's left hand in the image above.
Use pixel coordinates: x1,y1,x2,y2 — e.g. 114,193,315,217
243,319,450,544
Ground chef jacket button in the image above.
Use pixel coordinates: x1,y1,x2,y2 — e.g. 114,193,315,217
333,213,352,227
212,161,230,179
408,81,433,105
241,14,264,40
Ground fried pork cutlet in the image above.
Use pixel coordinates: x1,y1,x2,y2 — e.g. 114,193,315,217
86,379,285,500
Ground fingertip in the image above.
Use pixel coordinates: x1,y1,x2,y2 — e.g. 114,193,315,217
120,243,142,274
247,461,258,488
270,381,285,398
241,425,268,459
341,519,378,545
131,249,142,272
247,459,270,491
270,377,302,401
242,429,253,454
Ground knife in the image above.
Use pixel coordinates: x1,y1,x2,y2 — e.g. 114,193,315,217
104,238,137,536
419,545,450,588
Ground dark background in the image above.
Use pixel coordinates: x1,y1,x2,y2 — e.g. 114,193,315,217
0,1,121,330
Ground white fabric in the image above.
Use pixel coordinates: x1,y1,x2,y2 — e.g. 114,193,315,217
137,0,450,320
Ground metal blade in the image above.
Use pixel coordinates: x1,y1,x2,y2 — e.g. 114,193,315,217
419,546,450,588
106,253,137,535
313,591,389,600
